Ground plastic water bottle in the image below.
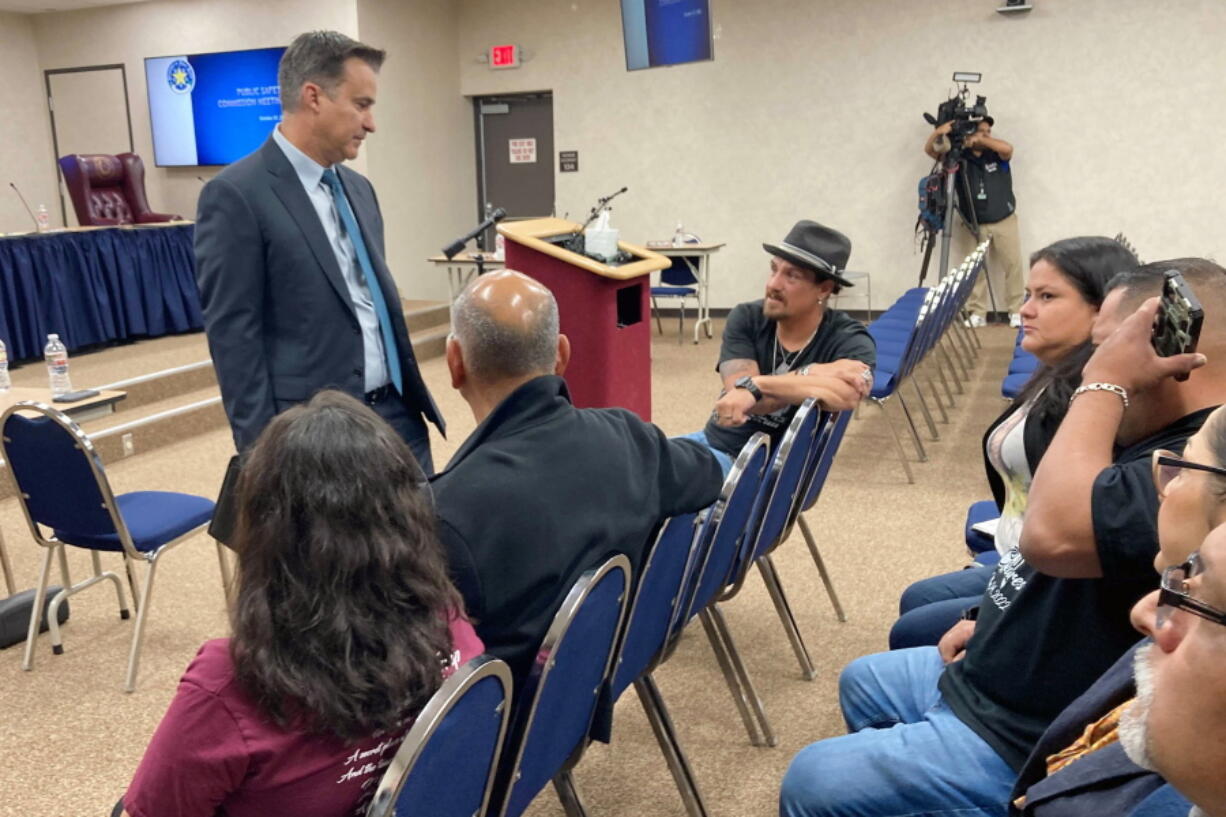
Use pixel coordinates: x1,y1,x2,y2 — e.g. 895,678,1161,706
672,223,685,247
45,334,71,396
0,339,10,392
35,204,49,233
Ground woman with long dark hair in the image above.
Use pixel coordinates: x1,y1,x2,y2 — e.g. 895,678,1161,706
889,236,1139,648
119,390,482,817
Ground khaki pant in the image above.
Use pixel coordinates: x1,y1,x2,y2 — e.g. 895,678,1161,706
960,211,1024,317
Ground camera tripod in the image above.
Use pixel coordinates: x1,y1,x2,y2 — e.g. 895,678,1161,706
917,144,998,312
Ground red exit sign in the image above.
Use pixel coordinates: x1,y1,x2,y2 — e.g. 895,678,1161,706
490,44,520,69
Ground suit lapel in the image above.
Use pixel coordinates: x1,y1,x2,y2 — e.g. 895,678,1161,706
261,140,355,317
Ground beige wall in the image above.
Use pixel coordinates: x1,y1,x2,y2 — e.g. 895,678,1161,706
0,12,58,234
30,0,360,230
457,0,1226,310
356,0,475,301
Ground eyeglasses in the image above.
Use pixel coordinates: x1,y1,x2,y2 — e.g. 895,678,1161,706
1151,449,1226,498
1157,552,1226,630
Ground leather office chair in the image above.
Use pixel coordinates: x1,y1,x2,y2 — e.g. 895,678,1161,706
58,153,180,226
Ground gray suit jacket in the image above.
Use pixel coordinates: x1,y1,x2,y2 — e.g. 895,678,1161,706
195,137,443,451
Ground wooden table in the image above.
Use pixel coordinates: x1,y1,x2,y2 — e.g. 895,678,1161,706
426,252,506,302
643,242,725,343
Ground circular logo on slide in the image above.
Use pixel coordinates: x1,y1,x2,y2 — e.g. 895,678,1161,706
167,59,195,94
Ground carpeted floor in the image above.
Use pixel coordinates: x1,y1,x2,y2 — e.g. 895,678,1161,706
0,319,1018,817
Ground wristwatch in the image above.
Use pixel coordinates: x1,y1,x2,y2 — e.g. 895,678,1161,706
734,375,763,403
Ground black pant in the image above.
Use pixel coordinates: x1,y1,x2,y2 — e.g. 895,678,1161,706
367,391,434,476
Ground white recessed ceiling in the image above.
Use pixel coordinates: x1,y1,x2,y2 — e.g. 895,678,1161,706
0,0,153,13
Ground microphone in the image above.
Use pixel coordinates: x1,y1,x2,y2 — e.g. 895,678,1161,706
9,182,39,231
442,207,507,259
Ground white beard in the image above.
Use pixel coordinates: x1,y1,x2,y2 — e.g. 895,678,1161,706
1119,643,1157,771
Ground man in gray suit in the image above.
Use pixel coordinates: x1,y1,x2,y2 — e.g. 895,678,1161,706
195,30,443,472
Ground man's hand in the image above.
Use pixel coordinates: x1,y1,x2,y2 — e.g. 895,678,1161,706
803,360,873,399
713,387,758,427
938,619,976,664
1083,297,1207,395
934,121,953,136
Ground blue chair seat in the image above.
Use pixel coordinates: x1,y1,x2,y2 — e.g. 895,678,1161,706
870,369,898,399
1009,354,1039,374
651,286,697,297
1001,371,1030,399
55,491,214,552
964,499,997,554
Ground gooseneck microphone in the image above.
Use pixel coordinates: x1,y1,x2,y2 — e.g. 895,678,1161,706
442,207,507,260
8,182,39,231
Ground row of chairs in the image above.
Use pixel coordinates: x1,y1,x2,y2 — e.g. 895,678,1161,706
866,242,991,482
368,399,855,817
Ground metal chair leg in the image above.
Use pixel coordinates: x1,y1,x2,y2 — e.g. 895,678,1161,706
652,297,663,334
756,555,816,680
706,605,777,747
56,545,72,591
123,554,142,614
934,358,957,407
635,675,711,817
872,398,915,484
699,608,766,746
895,392,928,462
0,526,15,596
677,301,685,345
553,769,590,817
910,379,940,440
797,515,847,622
22,547,54,671
924,374,949,424
125,557,160,693
93,551,130,618
216,542,234,605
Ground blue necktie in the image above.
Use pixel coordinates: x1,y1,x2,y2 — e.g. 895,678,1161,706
321,168,403,395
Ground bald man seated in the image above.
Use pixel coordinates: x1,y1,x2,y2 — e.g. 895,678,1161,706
430,271,724,686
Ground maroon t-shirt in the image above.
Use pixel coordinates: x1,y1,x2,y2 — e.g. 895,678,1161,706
124,616,483,817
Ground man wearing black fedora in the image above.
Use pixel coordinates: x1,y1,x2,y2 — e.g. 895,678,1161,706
691,219,876,466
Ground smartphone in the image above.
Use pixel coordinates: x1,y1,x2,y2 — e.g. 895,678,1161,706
52,388,100,403
1151,270,1204,381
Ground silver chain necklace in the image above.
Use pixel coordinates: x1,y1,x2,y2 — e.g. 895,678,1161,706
773,325,819,374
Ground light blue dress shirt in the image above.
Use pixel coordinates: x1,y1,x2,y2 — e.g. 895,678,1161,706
272,126,389,392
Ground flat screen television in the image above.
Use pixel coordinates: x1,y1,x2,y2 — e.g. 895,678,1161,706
145,46,286,167
621,0,713,71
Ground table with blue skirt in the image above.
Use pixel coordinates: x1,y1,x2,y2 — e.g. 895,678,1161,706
0,222,202,361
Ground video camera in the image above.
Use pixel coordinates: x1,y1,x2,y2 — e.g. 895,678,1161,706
924,71,989,145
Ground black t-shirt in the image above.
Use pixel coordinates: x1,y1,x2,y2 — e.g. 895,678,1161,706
939,407,1215,772
957,148,1016,226
703,301,875,457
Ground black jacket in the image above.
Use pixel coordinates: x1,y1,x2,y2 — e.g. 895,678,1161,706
195,138,443,451
431,375,723,685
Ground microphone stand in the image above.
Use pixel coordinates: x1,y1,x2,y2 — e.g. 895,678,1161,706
442,207,507,278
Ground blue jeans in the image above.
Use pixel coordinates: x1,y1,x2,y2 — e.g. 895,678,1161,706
780,647,1015,817
889,565,994,649
677,430,734,475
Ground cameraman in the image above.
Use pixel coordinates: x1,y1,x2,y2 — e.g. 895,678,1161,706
925,116,1024,328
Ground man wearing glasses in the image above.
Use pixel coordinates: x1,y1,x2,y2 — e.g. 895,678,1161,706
781,261,1226,817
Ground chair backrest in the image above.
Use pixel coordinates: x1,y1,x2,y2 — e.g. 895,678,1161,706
679,433,770,625
1,402,132,551
735,400,825,576
365,656,512,817
609,512,700,700
659,257,699,287
796,409,852,515
58,152,159,226
497,555,631,817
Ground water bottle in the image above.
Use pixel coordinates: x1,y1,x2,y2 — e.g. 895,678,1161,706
672,222,685,247
0,339,10,392
35,204,50,233
45,334,71,397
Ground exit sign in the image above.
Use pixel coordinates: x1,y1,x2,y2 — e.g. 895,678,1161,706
490,44,520,69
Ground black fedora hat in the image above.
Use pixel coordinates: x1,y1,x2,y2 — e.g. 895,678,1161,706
762,220,854,287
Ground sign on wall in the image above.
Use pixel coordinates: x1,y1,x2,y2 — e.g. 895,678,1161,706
559,150,579,172
509,138,537,164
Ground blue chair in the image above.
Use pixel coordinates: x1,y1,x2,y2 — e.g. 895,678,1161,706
2,402,228,692
964,499,998,554
675,434,776,747
650,258,700,344
493,554,630,817
720,400,826,681
366,655,512,817
596,513,711,817
790,410,853,622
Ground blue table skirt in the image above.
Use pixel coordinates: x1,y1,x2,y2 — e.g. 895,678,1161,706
0,224,202,361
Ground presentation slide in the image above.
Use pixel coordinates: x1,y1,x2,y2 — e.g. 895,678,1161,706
621,0,712,71
145,46,285,167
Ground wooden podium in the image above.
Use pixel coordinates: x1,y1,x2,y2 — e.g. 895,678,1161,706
499,218,668,420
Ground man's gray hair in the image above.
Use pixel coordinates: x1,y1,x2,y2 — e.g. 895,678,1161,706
278,31,385,112
452,279,559,381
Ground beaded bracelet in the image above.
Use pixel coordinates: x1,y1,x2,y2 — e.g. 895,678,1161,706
1070,382,1129,409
